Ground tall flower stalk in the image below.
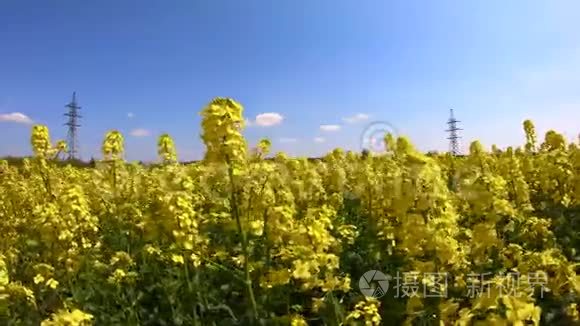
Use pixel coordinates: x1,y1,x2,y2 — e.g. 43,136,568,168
158,133,178,164
199,98,258,321
102,130,125,191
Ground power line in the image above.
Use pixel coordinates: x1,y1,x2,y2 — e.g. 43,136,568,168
445,108,462,156
64,92,81,160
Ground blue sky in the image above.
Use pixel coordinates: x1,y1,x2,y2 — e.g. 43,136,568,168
1,1,579,161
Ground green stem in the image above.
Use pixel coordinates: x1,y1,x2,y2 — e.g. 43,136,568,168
38,158,54,200
184,262,199,326
227,161,259,322
112,160,117,192
262,208,271,268
329,291,342,326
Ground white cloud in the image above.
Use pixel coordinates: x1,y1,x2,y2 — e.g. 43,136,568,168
127,112,135,119
342,113,370,124
0,112,33,124
314,137,325,143
320,124,341,132
279,137,297,143
130,128,151,137
254,112,284,127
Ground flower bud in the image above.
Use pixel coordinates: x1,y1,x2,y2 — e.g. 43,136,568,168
31,125,51,158
158,133,178,164
102,130,125,160
200,98,247,170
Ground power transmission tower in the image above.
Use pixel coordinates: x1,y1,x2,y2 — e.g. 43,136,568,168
446,109,462,156
64,92,81,160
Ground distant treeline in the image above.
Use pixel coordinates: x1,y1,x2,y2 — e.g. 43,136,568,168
0,156,95,168
0,156,315,167
0,156,224,168
1,150,446,168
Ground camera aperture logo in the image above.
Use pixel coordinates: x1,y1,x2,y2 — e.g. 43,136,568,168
361,121,398,155
359,270,389,298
